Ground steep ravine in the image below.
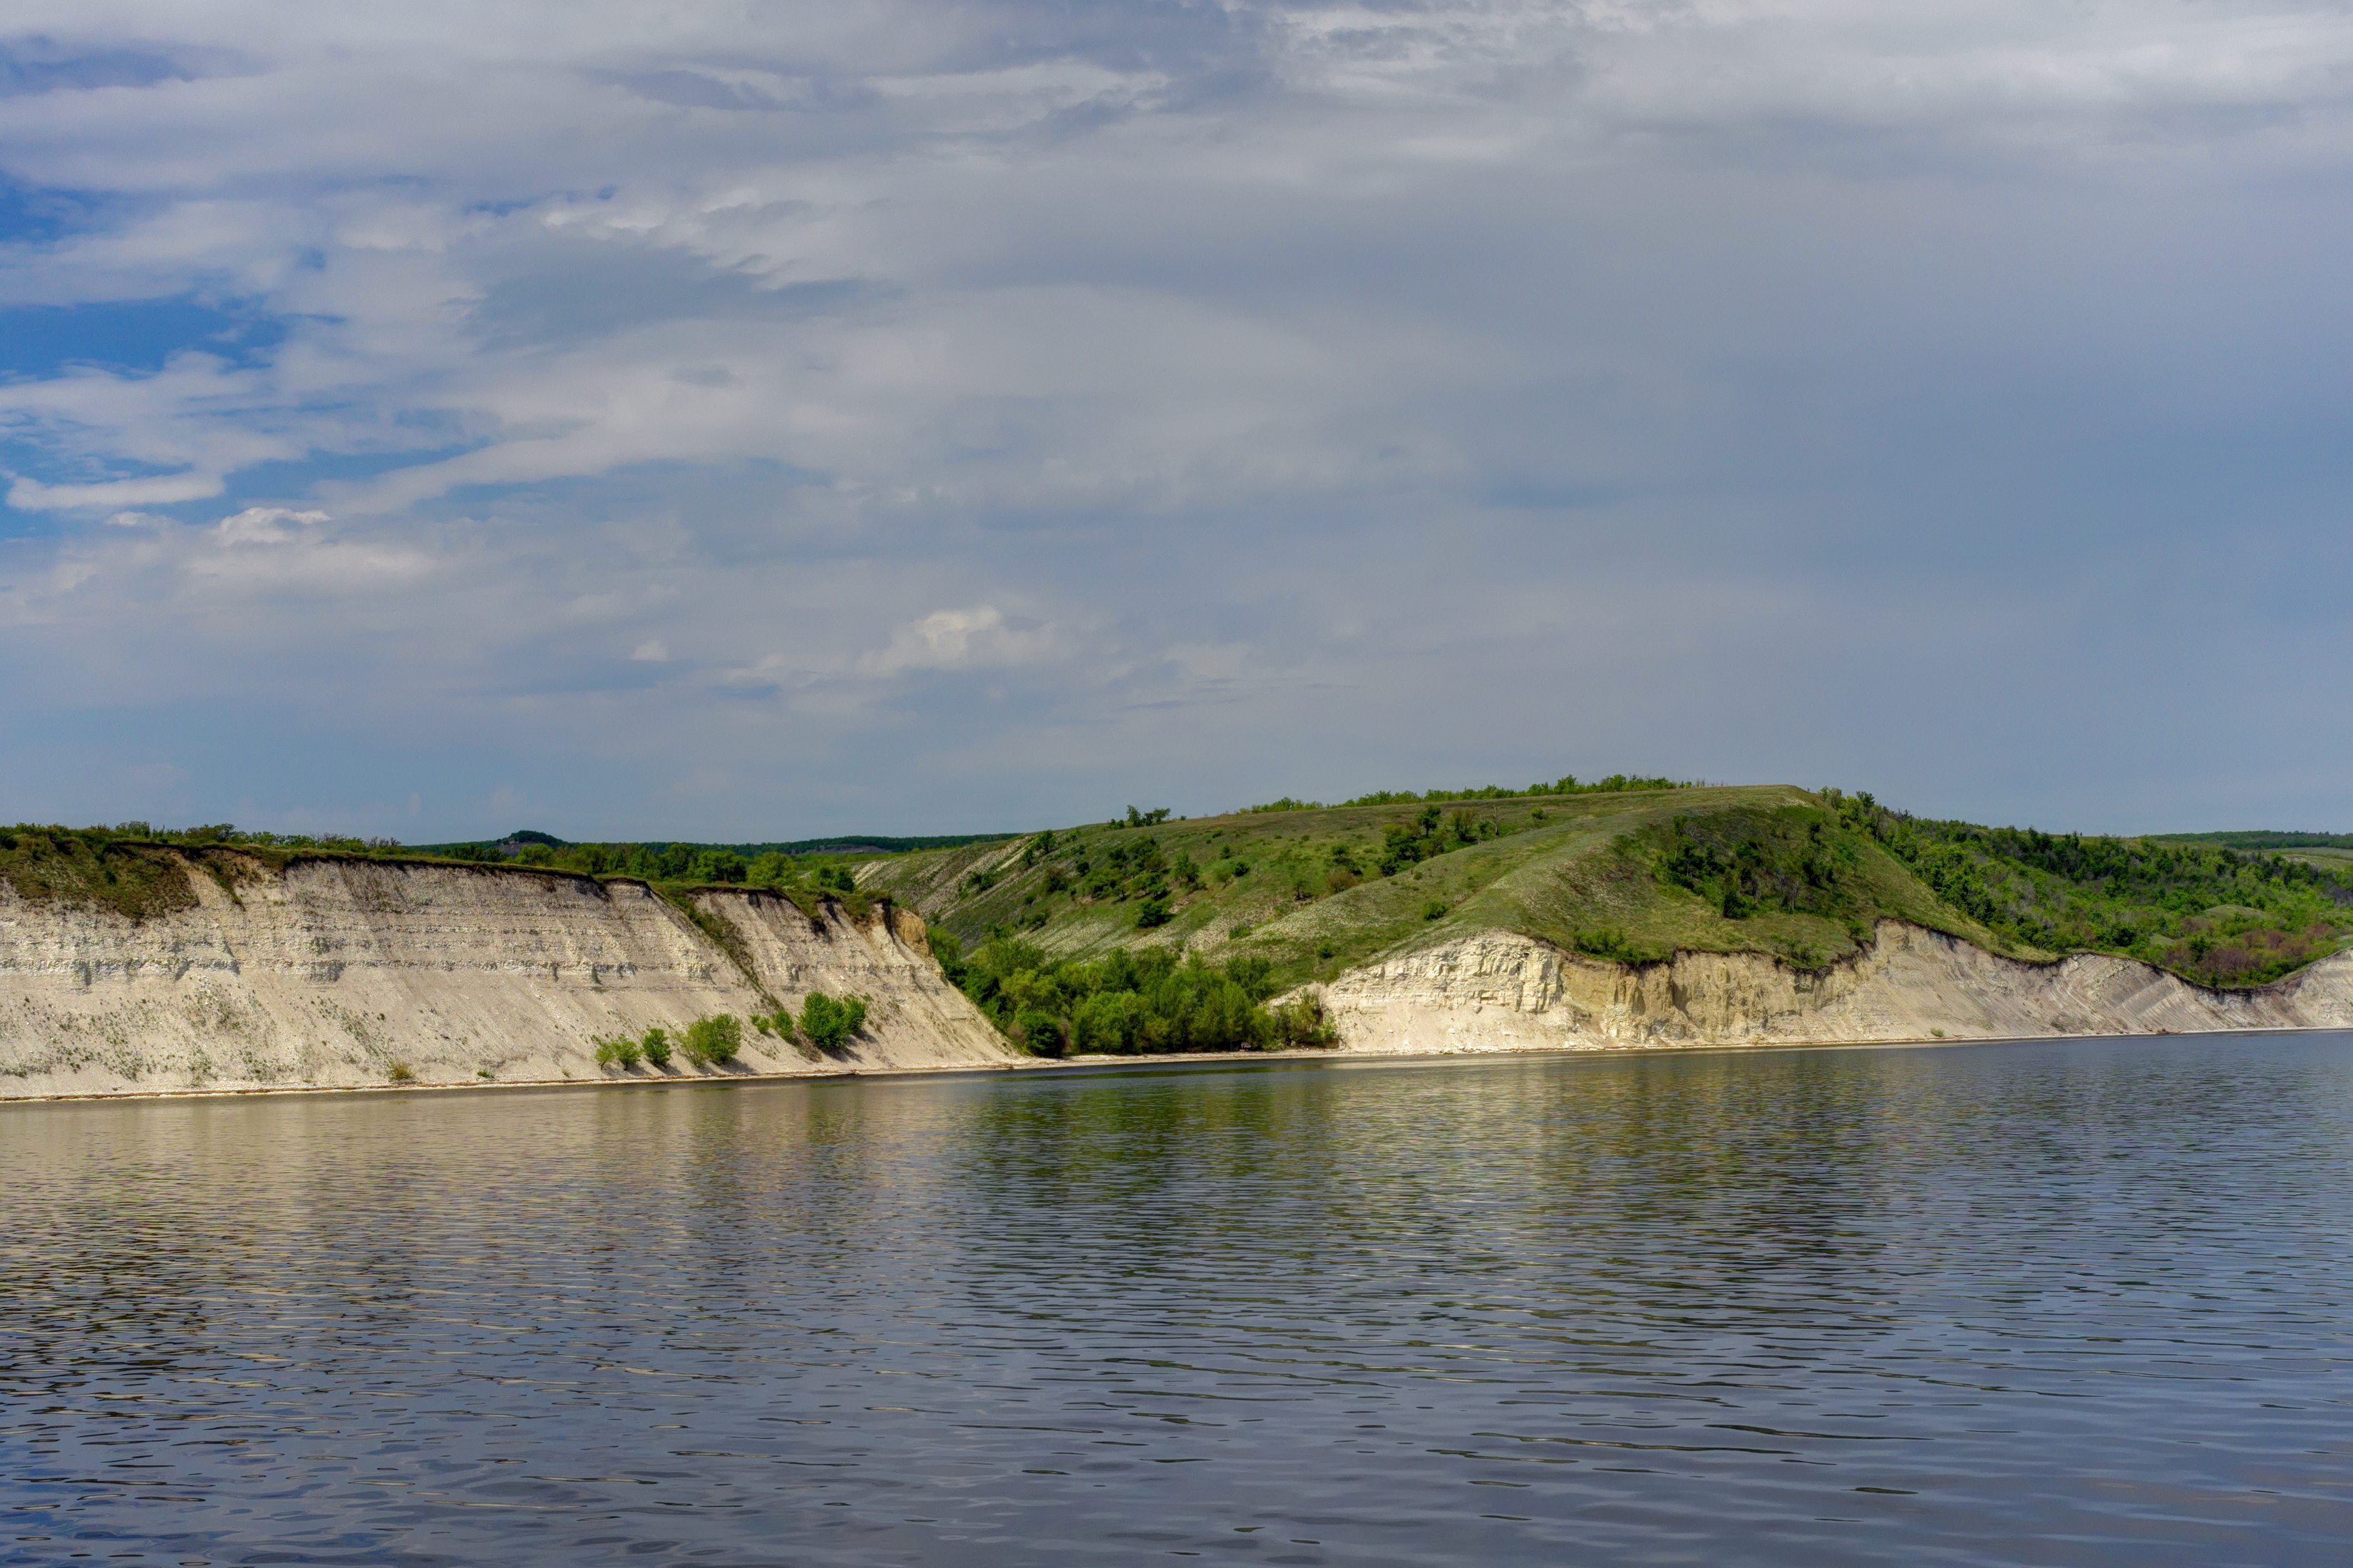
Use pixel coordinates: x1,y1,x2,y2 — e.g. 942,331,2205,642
1316,919,2353,1053
0,854,1011,1098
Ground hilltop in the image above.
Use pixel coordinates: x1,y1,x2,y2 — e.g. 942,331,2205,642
858,784,2353,992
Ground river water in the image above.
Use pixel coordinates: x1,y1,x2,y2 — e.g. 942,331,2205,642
4,1033,2350,1567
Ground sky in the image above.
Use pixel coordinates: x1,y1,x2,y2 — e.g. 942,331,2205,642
1,1,2349,842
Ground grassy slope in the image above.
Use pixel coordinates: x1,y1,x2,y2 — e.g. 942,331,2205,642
862,786,2022,991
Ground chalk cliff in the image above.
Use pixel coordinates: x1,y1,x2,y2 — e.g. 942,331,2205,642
1317,919,2353,1053
0,853,1011,1098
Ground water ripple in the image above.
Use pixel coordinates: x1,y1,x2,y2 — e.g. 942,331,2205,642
5,1035,2352,1564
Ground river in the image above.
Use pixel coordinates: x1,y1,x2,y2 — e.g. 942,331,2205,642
5,1033,2349,1565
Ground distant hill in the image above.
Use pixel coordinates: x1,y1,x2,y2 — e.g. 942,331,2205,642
2149,830,2353,850
408,830,1015,861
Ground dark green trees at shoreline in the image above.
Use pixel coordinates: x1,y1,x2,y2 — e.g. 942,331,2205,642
931,933,1337,1057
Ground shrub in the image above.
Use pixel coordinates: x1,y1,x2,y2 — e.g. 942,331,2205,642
641,1027,673,1068
592,1033,644,1068
681,1014,742,1066
1267,991,1340,1049
386,1060,417,1083
799,992,869,1053
1016,1006,1066,1056
1571,928,1642,961
1135,897,1171,929
1421,899,1448,921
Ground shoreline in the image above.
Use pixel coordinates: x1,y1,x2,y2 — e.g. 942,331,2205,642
4,1021,2344,1108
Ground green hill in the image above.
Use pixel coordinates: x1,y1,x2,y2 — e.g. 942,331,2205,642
865,785,2010,982
861,785,2353,1001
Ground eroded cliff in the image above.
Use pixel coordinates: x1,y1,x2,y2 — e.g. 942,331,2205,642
0,852,1010,1097
1317,919,2353,1053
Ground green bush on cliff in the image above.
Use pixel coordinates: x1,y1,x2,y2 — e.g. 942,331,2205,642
798,992,869,1053
640,1027,674,1068
680,1014,742,1065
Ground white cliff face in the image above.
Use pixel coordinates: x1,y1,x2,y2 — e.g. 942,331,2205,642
1317,921,2353,1053
0,855,1011,1098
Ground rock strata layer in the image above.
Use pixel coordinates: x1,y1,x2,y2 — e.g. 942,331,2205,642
0,854,1010,1098
1319,920,2353,1053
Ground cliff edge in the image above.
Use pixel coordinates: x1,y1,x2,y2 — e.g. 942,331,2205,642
0,852,1011,1098
1315,919,2353,1053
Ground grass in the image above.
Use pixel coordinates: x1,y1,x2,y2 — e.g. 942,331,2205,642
863,784,2353,994
1837,793,2353,988
861,785,2021,992
0,827,202,923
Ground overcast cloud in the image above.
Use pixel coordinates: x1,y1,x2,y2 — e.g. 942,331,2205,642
1,1,2349,840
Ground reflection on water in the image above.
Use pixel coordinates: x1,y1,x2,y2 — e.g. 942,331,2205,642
4,1035,2350,1566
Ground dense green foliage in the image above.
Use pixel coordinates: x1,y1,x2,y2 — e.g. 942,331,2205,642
795,993,870,1053
1378,804,1505,874
0,826,202,922
1653,810,1865,923
1245,774,1692,813
1826,791,2353,986
681,1014,742,1066
931,932,1337,1056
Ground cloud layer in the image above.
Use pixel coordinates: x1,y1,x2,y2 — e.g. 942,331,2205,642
3,3,2351,837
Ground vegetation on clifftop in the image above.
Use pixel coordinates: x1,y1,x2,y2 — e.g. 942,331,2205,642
865,782,2353,996
1828,792,2353,988
0,827,201,922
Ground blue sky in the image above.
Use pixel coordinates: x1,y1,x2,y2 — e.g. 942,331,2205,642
2,2,2351,842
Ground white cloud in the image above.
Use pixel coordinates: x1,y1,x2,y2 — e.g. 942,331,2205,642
0,3,2349,836
9,469,225,510
215,506,329,545
860,607,1058,676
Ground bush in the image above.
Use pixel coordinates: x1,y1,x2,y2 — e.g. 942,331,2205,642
592,1033,644,1068
799,992,869,1053
386,1060,417,1083
681,1014,742,1065
1267,991,1340,1048
1421,899,1448,920
640,1027,673,1068
1016,1006,1066,1057
1572,928,1642,961
1135,897,1171,929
